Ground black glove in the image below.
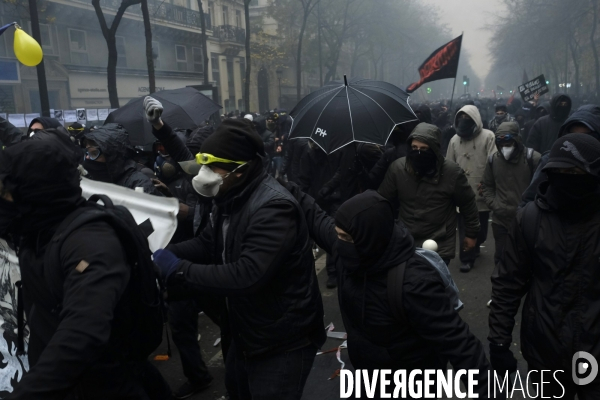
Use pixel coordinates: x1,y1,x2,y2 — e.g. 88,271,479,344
489,343,517,375
317,186,333,200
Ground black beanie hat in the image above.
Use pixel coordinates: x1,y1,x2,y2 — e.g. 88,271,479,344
200,119,265,171
543,133,600,177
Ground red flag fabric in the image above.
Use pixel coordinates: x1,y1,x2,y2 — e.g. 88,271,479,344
406,35,463,93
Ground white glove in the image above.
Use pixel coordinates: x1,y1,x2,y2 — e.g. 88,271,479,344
144,96,163,125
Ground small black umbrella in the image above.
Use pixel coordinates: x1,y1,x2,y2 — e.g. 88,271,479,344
289,76,418,154
105,87,221,147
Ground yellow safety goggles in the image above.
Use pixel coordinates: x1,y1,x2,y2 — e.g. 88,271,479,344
195,153,246,165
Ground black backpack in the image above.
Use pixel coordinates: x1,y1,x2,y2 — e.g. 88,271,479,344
488,147,536,178
41,194,164,361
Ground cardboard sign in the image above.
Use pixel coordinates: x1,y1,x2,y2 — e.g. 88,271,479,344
519,74,549,103
54,109,64,121
64,110,77,123
97,109,109,121
76,108,86,123
86,109,98,121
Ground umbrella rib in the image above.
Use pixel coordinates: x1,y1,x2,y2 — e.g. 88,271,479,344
345,85,356,142
309,86,345,139
290,85,344,131
349,87,399,124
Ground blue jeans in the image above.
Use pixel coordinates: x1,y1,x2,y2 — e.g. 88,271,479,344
226,342,317,400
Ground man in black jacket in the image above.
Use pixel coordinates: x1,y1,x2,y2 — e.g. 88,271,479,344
520,104,600,207
0,133,170,399
153,119,325,400
284,187,492,398
526,93,572,153
489,133,600,398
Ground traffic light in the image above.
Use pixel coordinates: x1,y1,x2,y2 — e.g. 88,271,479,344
546,80,550,85
463,75,467,86
426,87,432,94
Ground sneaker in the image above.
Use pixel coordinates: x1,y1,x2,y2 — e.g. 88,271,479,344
173,378,213,399
459,262,473,273
326,275,337,289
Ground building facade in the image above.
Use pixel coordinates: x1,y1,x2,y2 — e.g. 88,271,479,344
0,0,247,115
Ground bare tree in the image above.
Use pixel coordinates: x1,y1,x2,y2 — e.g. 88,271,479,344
296,0,320,101
92,0,141,108
244,0,252,111
197,0,210,85
140,0,155,94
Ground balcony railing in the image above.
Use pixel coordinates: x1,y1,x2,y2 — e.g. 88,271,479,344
93,0,203,29
213,25,246,44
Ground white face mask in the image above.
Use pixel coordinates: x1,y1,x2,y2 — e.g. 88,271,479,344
192,163,246,197
501,146,515,160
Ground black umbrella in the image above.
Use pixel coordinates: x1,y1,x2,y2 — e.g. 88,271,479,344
105,87,221,147
289,76,418,154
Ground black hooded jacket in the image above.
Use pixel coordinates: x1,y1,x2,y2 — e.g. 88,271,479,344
526,94,572,153
285,187,491,395
84,124,162,196
490,181,600,375
520,104,600,208
416,105,432,124
1,134,153,399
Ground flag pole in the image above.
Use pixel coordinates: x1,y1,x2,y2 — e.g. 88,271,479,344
449,77,457,112
448,32,463,112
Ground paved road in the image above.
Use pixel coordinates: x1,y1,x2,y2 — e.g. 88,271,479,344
151,220,530,399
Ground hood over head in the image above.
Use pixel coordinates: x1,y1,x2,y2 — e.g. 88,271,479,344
335,190,413,273
407,123,442,157
495,122,523,154
558,105,600,139
0,132,84,234
453,105,483,135
28,117,62,131
549,93,572,122
252,115,268,134
416,105,432,124
83,123,135,180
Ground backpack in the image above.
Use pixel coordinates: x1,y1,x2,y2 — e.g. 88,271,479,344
387,248,463,323
488,147,535,178
41,194,164,361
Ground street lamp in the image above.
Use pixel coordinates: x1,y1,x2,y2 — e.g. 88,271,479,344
276,68,283,108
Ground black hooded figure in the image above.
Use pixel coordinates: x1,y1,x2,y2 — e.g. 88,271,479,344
283,186,492,398
0,133,171,400
526,93,572,153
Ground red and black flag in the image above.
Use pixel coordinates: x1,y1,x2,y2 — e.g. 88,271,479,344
406,35,463,93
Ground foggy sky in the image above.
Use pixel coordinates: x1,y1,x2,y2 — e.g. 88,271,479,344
420,0,504,83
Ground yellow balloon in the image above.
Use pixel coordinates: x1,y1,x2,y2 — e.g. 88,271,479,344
14,27,43,67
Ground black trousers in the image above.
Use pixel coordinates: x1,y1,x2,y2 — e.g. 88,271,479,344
168,293,228,384
456,211,489,264
225,342,317,400
491,223,509,266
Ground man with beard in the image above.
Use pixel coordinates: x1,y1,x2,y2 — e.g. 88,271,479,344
489,133,600,398
488,103,514,133
526,94,572,153
152,119,325,400
482,122,541,265
446,105,496,272
0,133,170,399
280,187,492,399
378,123,480,266
520,104,600,207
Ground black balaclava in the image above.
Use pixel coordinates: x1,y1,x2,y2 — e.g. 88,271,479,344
334,190,395,272
28,117,62,133
0,133,84,235
456,113,477,138
550,94,572,122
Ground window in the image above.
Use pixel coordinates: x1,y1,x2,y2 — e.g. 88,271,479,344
235,10,242,28
152,40,160,69
115,36,126,68
28,23,55,55
176,45,187,71
227,57,235,112
209,2,215,28
192,47,204,73
222,6,229,25
211,54,220,86
68,29,88,65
